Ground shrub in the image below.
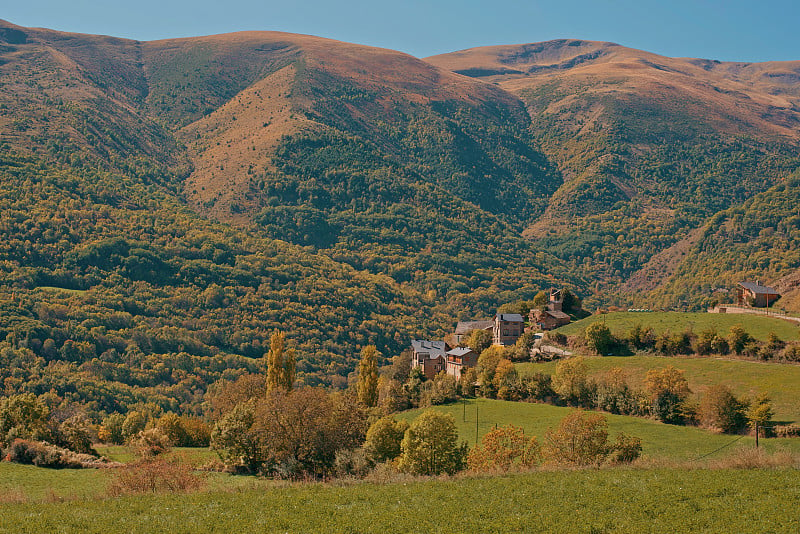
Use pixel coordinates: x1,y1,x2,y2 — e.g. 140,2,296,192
107,459,204,496
543,411,610,466
584,322,614,354
700,385,747,433
552,356,590,406
606,433,642,464
364,415,408,464
130,428,171,458
5,439,84,469
334,448,372,479
467,425,540,472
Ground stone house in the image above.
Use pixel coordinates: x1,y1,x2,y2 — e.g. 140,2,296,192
445,347,478,378
411,340,448,379
453,320,493,344
493,313,524,346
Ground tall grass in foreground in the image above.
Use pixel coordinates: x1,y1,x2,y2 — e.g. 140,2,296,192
1,461,799,533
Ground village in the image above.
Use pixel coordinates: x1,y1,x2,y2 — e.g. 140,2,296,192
411,288,573,380
411,281,788,381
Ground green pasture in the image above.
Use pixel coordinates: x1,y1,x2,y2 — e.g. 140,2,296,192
518,355,800,423
400,399,800,460
557,311,800,341
1,468,798,533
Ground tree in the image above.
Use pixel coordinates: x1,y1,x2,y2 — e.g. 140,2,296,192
700,385,746,433
746,392,774,435
728,325,751,355
397,410,467,475
552,356,589,406
99,413,126,444
0,393,50,447
210,401,264,473
585,322,614,354
122,410,147,440
363,415,408,463
532,291,549,309
543,410,610,466
266,330,295,393
467,425,540,472
644,366,691,424
466,328,492,354
357,345,379,407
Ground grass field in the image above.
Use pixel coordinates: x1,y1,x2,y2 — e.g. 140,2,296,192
517,356,800,423
400,399,800,460
557,311,800,341
1,467,798,533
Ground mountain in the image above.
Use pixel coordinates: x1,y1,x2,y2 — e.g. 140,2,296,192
1,22,800,413
428,40,800,308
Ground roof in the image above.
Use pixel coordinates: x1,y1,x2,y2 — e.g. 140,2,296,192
739,281,780,295
447,347,475,357
455,320,493,335
496,313,524,323
545,310,571,320
411,340,448,358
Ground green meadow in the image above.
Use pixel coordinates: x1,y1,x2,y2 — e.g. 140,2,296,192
557,311,800,341
401,399,800,460
518,356,800,423
1,468,798,533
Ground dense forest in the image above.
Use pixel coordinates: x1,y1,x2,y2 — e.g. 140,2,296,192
1,22,800,420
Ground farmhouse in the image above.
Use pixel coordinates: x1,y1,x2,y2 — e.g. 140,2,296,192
737,281,781,308
411,340,448,379
445,346,478,378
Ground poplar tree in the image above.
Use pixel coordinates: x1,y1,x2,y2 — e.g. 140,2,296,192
266,330,295,393
357,345,379,407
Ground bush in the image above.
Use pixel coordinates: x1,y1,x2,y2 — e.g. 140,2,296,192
5,439,83,469
467,425,540,472
543,411,610,466
606,433,642,464
364,415,408,464
107,459,204,496
130,428,171,458
700,385,747,433
334,448,372,479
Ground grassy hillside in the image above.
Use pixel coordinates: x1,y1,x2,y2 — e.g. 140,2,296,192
556,312,800,341
1,468,798,532
401,399,800,459
518,356,800,423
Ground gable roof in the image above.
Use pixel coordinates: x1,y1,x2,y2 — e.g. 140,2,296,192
411,340,447,358
496,313,524,323
739,281,780,295
447,347,475,357
455,320,493,335
545,310,571,320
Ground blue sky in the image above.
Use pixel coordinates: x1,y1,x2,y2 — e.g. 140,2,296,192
4,0,798,62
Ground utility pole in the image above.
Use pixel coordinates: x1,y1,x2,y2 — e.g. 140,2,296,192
475,399,479,444
755,422,759,449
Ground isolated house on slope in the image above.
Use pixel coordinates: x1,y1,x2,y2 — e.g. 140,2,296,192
737,281,781,308
411,340,448,379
